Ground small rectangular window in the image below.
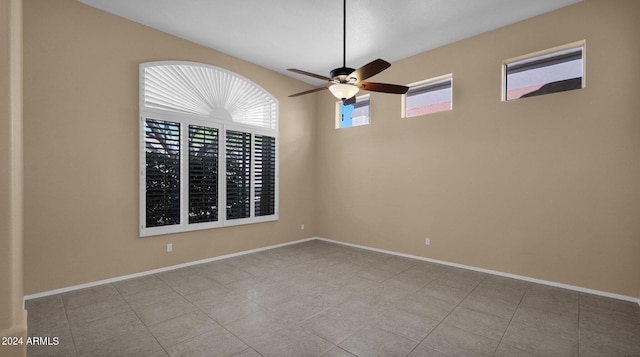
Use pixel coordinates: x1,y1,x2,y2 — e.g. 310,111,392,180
336,95,370,129
403,75,452,118
504,41,584,101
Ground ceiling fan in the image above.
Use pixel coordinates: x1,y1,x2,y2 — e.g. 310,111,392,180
287,0,409,105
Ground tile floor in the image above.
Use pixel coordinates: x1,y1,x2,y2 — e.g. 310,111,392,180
26,240,640,357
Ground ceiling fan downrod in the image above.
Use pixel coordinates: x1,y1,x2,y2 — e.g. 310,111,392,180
286,0,409,101
331,0,355,83
342,0,346,68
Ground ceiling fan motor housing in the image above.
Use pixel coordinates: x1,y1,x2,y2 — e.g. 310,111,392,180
287,0,408,99
330,67,356,82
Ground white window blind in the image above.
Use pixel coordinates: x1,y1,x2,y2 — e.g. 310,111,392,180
254,135,276,217
188,125,219,224
139,62,278,237
143,63,277,129
145,119,181,228
225,130,252,220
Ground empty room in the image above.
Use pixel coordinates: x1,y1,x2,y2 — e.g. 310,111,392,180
1,0,639,356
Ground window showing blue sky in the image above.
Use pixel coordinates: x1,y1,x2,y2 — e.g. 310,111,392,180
338,96,370,128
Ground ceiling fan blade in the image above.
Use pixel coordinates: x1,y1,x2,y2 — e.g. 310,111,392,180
351,59,391,81
287,68,331,82
288,86,329,97
358,82,409,94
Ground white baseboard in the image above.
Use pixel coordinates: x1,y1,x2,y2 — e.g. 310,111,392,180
314,237,640,306
24,236,639,307
23,237,316,301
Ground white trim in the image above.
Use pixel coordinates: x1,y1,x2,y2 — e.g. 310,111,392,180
24,236,639,307
24,237,315,301
314,237,640,305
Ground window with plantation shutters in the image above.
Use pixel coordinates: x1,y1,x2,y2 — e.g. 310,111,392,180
145,119,181,228
189,125,218,224
139,62,278,237
255,135,276,217
226,130,251,220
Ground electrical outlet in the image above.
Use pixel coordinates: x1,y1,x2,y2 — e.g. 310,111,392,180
425,237,431,246
301,224,305,230
167,243,173,252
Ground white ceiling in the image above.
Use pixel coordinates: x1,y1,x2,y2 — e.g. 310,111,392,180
79,0,581,86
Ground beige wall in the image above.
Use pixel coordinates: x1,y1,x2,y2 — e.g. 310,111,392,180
21,0,639,301
23,0,317,294
316,0,640,298
1,0,27,355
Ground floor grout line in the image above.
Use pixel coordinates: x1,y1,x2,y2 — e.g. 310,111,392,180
490,279,529,357
25,240,640,357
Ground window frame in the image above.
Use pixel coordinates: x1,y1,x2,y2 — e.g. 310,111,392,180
502,40,586,101
402,74,453,118
335,94,371,129
139,62,278,237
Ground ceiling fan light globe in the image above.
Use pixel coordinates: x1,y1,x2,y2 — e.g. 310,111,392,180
329,83,359,101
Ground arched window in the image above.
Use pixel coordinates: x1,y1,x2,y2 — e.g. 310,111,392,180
139,61,278,237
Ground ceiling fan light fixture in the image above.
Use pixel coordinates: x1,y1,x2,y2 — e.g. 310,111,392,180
286,0,408,100
329,83,359,101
